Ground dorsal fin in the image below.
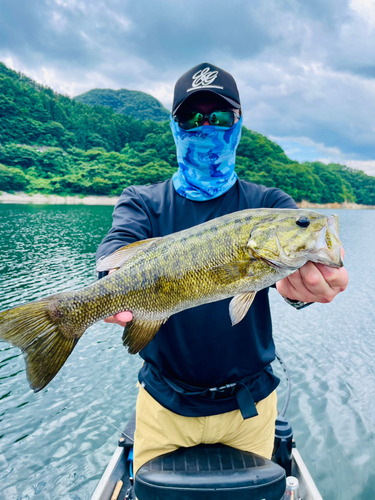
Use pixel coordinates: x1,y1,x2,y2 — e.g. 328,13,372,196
96,237,162,272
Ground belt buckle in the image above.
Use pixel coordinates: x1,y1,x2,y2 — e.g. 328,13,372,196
209,382,236,399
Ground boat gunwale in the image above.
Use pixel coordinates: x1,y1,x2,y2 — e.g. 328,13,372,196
91,445,126,500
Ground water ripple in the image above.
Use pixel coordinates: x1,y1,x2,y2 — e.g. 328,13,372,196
1,206,375,499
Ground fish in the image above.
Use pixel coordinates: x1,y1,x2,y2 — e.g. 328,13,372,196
0,208,343,392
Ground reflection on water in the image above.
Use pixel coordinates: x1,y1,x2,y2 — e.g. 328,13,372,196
0,205,143,500
0,206,375,499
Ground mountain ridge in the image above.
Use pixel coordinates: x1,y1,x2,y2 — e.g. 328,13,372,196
74,88,170,122
0,61,375,204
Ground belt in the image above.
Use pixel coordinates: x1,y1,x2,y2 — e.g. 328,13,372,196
147,364,258,420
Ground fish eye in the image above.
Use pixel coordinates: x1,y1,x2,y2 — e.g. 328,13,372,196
296,216,310,228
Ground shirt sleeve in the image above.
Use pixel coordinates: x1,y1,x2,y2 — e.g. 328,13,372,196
95,186,152,277
263,187,298,209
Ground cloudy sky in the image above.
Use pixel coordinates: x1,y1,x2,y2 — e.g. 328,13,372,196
1,0,375,174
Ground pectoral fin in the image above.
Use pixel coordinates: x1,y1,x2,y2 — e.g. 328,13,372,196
122,318,167,354
229,292,257,326
212,261,253,285
96,237,162,272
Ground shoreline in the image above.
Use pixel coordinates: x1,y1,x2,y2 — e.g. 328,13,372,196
297,200,375,210
0,191,374,209
0,191,120,205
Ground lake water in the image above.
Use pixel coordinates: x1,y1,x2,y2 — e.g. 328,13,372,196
0,204,374,500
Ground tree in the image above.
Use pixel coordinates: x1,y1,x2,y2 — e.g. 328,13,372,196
0,163,29,191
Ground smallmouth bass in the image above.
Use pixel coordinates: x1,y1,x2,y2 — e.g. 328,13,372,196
0,208,343,392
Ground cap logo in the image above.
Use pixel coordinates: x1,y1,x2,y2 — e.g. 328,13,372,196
187,67,224,92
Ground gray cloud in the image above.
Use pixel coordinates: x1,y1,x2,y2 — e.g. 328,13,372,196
0,0,375,170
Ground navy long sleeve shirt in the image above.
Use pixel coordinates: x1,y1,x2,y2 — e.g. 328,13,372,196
96,178,297,417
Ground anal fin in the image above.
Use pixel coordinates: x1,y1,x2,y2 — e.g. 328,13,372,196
229,292,257,326
122,318,167,354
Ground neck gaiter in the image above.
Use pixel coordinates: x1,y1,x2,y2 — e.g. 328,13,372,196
170,117,242,201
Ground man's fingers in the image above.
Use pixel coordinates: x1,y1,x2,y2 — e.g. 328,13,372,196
291,262,347,302
313,264,349,292
276,270,315,302
114,311,133,323
278,263,334,303
299,261,326,289
311,246,346,286
277,246,348,304
103,311,133,327
314,263,340,283
298,262,339,302
285,267,321,302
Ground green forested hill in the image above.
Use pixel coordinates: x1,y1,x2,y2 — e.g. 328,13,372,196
74,88,170,122
0,61,374,203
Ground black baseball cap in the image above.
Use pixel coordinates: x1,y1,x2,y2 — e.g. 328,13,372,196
172,62,241,114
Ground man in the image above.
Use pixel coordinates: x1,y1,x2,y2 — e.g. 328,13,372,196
96,63,348,475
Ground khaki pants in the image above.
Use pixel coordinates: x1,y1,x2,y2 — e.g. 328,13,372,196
134,386,277,475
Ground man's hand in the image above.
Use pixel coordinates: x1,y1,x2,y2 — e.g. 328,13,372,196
276,248,348,304
103,269,133,327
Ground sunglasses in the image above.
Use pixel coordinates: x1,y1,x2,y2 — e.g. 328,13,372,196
174,110,240,130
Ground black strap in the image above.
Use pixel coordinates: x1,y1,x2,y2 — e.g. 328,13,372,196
235,382,258,419
148,364,258,420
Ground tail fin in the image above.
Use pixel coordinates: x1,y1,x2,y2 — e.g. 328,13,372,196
0,298,80,392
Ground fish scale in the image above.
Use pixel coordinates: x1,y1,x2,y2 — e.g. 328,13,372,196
0,208,343,392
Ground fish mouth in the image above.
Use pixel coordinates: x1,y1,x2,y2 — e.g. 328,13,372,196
310,215,343,268
312,246,343,268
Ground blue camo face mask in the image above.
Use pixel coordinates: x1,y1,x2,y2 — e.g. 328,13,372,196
170,116,243,201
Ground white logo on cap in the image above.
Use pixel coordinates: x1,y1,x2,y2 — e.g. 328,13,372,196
187,67,224,92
